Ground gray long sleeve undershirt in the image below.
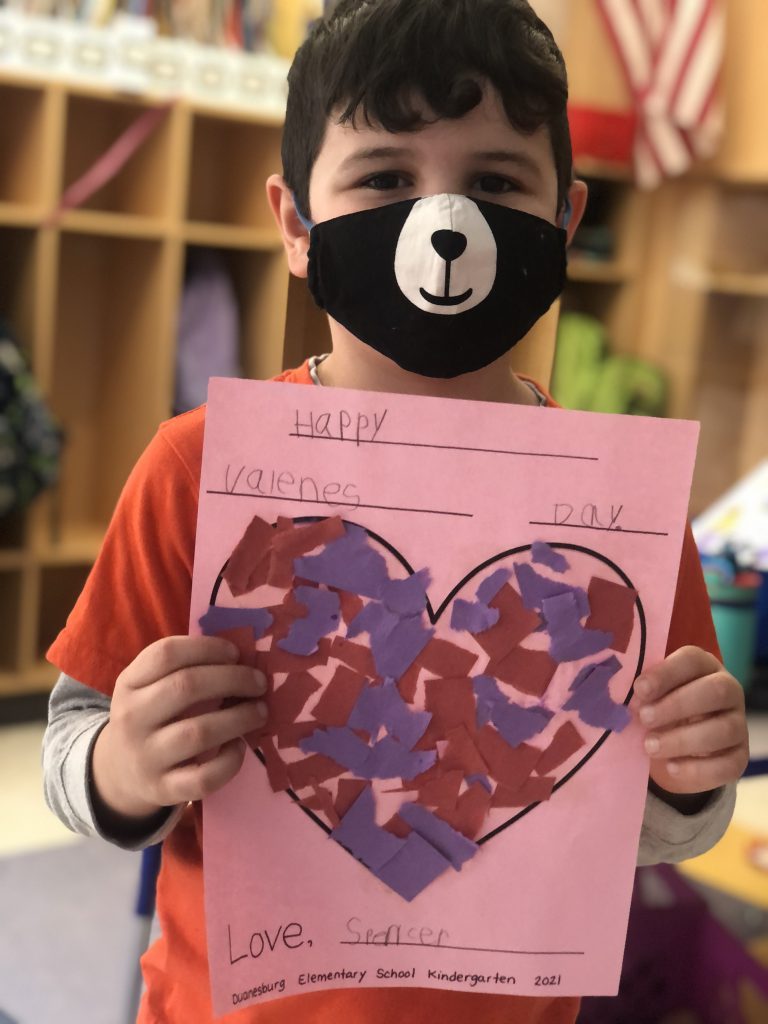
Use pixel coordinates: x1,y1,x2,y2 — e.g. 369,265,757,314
42,672,737,862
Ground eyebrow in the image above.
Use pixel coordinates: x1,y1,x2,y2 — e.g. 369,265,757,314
339,146,543,178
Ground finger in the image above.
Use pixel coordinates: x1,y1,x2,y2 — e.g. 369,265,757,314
121,635,241,689
657,745,750,792
635,670,745,730
152,700,269,768
160,739,248,804
634,646,722,704
644,709,748,760
145,664,267,726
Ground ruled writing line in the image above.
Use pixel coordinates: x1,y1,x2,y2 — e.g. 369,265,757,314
207,490,473,519
290,433,598,462
529,520,668,537
339,941,585,957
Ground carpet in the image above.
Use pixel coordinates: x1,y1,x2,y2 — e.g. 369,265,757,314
0,838,143,1024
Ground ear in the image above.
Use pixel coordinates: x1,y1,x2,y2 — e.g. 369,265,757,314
560,179,588,245
266,174,311,278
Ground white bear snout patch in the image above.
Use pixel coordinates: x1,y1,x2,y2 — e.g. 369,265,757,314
393,194,498,315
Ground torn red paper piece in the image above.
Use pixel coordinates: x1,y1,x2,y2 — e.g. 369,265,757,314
302,783,340,828
535,721,586,776
329,636,378,679
475,726,542,789
418,638,479,678
269,672,321,727
439,724,489,776
265,590,309,643
311,664,367,727
397,660,421,704
585,576,638,654
487,646,557,698
474,584,541,662
223,514,273,596
268,517,346,588
436,782,492,840
336,589,365,626
492,775,556,807
417,769,463,810
287,753,345,791
383,813,413,839
215,626,259,668
334,778,369,819
266,636,332,674
419,677,477,746
257,735,291,792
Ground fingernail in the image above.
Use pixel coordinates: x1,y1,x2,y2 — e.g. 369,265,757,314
253,671,268,695
667,761,680,776
645,736,660,754
635,677,651,699
254,700,268,722
223,641,240,660
639,706,655,725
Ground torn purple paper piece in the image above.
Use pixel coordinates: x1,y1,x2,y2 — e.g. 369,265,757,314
294,524,390,599
374,831,452,901
476,568,511,605
450,598,499,634
278,586,341,656
359,737,437,781
346,601,400,643
466,773,493,794
398,802,478,870
564,655,631,732
199,605,273,639
490,701,554,748
543,591,613,663
473,674,507,727
299,726,371,772
373,615,434,681
347,680,431,750
514,562,589,617
381,569,431,616
531,541,570,574
331,786,405,871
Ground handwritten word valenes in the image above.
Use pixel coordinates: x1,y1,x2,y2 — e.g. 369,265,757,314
223,464,361,509
293,408,389,445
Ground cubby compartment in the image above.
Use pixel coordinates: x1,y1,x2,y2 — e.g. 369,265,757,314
0,509,27,552
180,245,289,387
0,571,23,671
187,113,282,229
62,93,175,219
48,233,174,548
36,564,91,660
690,294,768,515
0,226,40,353
0,82,49,208
709,185,768,279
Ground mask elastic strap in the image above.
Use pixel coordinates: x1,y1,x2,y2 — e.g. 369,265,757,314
561,196,573,230
292,192,315,232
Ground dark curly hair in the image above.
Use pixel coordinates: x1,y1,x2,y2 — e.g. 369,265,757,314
283,0,572,219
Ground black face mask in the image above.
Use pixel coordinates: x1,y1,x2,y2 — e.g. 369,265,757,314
306,194,567,379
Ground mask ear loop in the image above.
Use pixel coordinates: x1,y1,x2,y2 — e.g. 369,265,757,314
292,192,315,232
560,196,573,231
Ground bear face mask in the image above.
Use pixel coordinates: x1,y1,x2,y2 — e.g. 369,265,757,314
306,193,568,379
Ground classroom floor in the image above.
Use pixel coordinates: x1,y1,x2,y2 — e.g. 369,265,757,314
1,714,767,1024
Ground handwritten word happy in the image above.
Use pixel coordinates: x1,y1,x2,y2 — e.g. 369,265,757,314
293,408,389,445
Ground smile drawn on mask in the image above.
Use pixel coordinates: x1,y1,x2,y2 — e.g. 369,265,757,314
393,195,498,316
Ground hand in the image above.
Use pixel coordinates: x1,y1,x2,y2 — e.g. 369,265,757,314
632,645,749,798
91,636,268,824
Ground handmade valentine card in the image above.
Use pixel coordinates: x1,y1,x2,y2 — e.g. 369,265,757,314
193,377,699,1017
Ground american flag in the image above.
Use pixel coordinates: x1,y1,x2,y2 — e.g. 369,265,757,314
596,0,725,187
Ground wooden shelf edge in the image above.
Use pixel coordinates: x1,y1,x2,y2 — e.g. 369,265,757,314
0,660,58,695
0,202,46,228
57,209,176,241
183,221,283,250
34,526,104,566
567,258,633,284
674,263,768,298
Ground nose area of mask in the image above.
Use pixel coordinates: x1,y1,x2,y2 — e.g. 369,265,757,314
394,194,498,315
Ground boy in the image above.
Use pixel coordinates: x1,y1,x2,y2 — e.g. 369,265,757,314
43,2,749,1022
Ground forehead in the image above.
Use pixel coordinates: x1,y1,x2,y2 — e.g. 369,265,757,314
316,87,556,180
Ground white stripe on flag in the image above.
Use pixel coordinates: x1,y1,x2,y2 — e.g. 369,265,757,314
673,7,724,129
599,0,653,91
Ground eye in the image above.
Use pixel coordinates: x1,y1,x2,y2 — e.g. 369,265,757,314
475,174,521,195
361,172,409,191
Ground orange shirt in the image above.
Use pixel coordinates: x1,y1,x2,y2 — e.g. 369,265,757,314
48,361,718,1024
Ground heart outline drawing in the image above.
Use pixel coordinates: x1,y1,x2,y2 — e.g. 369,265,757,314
207,517,646,850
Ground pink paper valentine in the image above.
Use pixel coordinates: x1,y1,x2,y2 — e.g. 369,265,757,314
193,377,700,1017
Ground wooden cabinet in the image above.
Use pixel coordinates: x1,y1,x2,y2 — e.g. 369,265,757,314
0,73,290,695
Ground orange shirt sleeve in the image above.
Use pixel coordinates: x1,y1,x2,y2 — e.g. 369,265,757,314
46,414,202,695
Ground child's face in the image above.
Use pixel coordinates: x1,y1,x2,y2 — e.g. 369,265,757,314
308,84,561,228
